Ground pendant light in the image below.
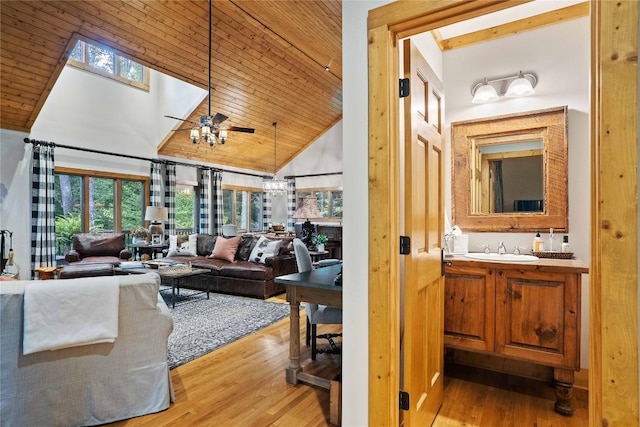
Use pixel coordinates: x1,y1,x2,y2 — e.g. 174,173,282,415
262,122,288,195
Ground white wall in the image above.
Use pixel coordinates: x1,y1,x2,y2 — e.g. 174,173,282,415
442,17,591,367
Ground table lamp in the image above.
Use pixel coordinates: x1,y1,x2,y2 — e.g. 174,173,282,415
293,196,322,250
145,206,168,244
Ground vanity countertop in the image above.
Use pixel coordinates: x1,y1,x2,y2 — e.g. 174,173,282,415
445,253,589,274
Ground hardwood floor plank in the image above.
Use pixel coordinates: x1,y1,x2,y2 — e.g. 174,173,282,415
108,296,587,426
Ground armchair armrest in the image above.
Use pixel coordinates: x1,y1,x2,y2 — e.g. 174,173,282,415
119,249,132,260
65,250,80,263
266,254,297,276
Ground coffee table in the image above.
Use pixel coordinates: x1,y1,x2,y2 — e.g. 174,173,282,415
115,265,211,308
158,268,210,308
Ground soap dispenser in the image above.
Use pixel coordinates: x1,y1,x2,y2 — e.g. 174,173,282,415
533,231,544,252
561,236,570,253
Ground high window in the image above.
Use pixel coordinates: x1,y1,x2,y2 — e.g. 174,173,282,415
54,168,149,253
67,40,149,90
296,188,343,221
222,187,263,233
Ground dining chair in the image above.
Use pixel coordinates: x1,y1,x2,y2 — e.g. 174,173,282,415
292,238,342,360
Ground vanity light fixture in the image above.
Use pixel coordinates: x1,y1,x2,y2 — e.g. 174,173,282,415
471,71,537,104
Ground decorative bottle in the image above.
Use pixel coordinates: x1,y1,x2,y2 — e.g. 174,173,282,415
533,231,544,252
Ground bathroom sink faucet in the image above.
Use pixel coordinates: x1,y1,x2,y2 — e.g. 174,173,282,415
497,241,507,255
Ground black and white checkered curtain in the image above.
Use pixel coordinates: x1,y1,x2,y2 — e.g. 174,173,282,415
286,178,296,232
263,192,272,231
199,168,210,234
30,143,56,278
164,163,176,237
211,171,223,235
149,162,162,207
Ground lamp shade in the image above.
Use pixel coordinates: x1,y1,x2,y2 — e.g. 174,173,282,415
472,83,499,104
293,196,322,219
145,206,168,223
505,75,535,97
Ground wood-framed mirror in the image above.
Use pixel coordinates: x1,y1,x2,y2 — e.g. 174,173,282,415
452,106,568,232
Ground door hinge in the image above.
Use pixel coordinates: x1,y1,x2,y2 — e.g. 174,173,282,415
399,390,410,410
400,236,411,255
399,78,410,98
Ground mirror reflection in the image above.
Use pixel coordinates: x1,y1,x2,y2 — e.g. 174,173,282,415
472,139,543,214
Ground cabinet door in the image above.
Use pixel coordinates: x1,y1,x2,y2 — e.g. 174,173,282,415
495,269,580,369
444,265,495,352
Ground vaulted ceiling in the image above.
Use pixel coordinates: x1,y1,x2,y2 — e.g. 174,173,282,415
1,0,341,172
0,1,587,172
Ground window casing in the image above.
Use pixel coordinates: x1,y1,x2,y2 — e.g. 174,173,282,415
222,187,264,232
54,167,149,254
67,39,149,90
296,188,343,221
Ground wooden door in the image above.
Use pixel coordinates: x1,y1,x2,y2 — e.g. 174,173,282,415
401,39,445,427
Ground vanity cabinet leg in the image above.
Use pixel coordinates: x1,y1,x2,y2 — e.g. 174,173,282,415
553,368,575,416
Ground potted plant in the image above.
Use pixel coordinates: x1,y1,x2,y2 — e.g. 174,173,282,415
131,226,150,244
314,234,329,252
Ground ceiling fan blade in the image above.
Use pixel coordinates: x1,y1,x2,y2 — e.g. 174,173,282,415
226,126,255,133
164,115,199,126
212,113,229,124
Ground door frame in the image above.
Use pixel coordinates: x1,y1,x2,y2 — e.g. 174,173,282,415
367,0,639,425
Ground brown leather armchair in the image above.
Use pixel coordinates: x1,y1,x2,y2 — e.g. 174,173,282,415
64,233,132,266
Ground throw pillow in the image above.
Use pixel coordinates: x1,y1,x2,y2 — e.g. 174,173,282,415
248,236,282,264
167,234,197,257
209,236,242,262
236,236,258,261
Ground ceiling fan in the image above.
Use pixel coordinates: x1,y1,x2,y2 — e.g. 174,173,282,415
164,0,254,146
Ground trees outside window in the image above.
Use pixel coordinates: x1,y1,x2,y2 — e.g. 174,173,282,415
68,39,149,90
175,185,197,232
54,168,148,255
223,187,263,232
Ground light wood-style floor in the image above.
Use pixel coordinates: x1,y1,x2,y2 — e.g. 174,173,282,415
109,295,587,427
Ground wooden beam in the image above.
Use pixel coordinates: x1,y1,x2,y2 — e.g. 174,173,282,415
440,2,589,51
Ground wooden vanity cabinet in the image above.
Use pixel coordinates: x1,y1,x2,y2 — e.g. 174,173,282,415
444,257,588,416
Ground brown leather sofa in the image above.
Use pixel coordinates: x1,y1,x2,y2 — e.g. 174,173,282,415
64,233,132,266
157,234,296,299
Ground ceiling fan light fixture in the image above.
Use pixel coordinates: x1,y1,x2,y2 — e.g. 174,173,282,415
190,128,200,144
218,130,228,144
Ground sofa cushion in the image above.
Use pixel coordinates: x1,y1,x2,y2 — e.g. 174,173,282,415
209,236,242,262
218,260,273,281
248,236,282,264
236,236,259,261
197,234,217,256
73,233,125,258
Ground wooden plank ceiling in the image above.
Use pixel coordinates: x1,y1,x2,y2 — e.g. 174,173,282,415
0,0,342,172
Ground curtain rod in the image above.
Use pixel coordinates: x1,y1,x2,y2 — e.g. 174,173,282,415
23,138,270,179
284,172,342,179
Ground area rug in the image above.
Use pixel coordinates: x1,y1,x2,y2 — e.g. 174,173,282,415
160,288,290,369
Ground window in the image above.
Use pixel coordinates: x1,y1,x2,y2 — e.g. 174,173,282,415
222,187,263,232
175,184,198,233
68,40,149,90
54,168,149,254
296,188,343,221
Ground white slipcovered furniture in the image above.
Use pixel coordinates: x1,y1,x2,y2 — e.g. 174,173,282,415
0,272,174,426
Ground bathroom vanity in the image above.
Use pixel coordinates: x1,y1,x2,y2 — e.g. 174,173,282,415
443,254,589,416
